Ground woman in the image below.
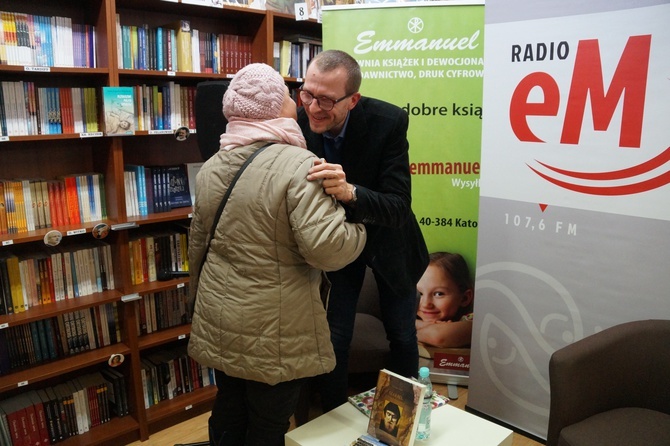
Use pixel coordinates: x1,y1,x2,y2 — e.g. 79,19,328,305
187,63,366,446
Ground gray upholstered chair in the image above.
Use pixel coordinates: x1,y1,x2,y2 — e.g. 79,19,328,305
546,319,670,446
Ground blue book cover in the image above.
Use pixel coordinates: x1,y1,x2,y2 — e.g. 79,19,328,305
156,27,164,71
126,165,148,216
103,86,135,135
122,25,132,69
87,173,96,221
136,25,145,70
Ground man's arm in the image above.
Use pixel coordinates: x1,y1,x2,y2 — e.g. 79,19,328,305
307,104,413,228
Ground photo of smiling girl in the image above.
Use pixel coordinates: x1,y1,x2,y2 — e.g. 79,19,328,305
416,252,474,349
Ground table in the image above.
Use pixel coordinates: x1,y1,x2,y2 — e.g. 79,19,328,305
285,401,513,446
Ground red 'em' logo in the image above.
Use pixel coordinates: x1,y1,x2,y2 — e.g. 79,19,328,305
509,35,670,195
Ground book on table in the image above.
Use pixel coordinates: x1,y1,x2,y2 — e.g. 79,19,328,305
349,385,448,418
355,368,427,446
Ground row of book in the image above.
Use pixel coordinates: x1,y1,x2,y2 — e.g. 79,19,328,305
0,302,121,374
162,0,322,18
141,346,216,409
128,228,190,286
0,242,115,316
0,81,100,137
0,174,107,235
0,10,96,68
115,15,252,74
0,368,127,445
126,83,196,133
134,286,192,336
276,36,323,79
124,164,196,217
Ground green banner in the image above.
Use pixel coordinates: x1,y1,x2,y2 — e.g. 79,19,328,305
323,2,484,271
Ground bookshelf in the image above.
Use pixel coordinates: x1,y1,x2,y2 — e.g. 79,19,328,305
0,0,322,444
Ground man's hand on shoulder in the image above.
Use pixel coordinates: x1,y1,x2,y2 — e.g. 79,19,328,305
307,158,355,204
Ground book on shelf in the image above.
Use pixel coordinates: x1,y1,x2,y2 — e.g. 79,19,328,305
163,19,192,72
166,165,192,208
0,393,35,446
279,40,292,77
100,367,129,417
361,369,427,446
0,181,8,235
0,403,13,445
102,86,135,135
0,255,11,316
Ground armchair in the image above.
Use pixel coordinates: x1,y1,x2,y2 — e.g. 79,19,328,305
546,319,670,446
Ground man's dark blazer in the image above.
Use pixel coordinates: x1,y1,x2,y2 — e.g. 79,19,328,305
298,96,429,292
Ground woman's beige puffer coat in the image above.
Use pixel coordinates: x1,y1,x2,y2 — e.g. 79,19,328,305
187,142,366,385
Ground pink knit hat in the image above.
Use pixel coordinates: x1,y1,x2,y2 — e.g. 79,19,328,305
223,63,286,120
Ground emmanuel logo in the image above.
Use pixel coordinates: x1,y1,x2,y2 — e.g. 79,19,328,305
407,17,424,34
510,35,670,195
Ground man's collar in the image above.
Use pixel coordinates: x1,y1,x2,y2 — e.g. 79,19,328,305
324,111,351,140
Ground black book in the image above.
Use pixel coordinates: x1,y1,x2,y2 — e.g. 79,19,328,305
45,386,68,440
166,165,192,208
0,329,9,375
100,368,123,417
37,388,59,444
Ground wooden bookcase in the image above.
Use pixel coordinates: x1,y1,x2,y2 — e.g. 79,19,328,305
0,0,321,444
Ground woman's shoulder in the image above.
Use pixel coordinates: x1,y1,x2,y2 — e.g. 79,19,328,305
265,143,316,166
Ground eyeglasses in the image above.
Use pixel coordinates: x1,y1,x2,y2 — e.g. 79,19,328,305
299,88,351,111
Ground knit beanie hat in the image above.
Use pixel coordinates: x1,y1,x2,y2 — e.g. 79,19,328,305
223,63,286,120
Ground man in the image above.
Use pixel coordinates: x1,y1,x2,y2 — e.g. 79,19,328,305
299,49,429,411
379,402,401,436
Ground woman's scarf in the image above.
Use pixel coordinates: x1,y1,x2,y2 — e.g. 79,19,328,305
219,117,307,151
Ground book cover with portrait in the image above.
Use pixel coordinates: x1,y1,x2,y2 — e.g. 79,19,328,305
366,369,426,446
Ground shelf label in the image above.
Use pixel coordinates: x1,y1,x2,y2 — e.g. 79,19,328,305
294,3,309,21
167,71,176,76
80,132,103,138
111,222,139,231
178,334,187,340
25,66,50,72
121,293,141,302
149,129,174,135
0,323,8,329
185,404,193,411
2,240,13,246
67,228,86,236
18,380,28,387
0,136,8,142
177,282,185,289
